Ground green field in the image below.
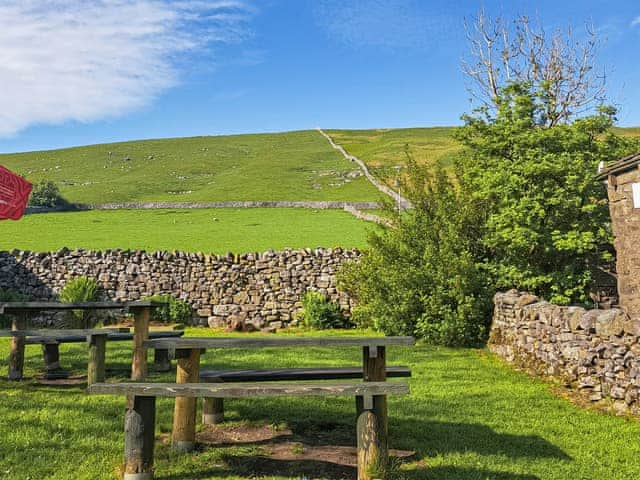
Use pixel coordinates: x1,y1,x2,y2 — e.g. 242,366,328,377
0,208,372,253
1,327,639,479
0,131,380,204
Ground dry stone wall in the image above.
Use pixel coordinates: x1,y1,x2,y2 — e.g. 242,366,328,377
0,248,359,330
605,166,640,319
490,290,640,414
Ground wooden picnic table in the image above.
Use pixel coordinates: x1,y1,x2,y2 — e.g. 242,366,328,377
144,335,415,453
0,300,165,381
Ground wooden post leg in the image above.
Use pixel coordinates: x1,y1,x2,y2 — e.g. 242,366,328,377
361,346,388,477
42,342,69,379
131,307,150,381
153,349,171,373
88,333,107,385
172,348,200,451
8,313,27,381
202,398,224,424
124,395,156,480
356,397,388,480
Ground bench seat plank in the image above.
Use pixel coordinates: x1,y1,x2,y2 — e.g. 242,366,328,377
88,381,409,398
200,366,411,382
24,330,183,344
146,336,414,350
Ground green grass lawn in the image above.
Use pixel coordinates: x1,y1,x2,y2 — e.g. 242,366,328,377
0,131,380,204
1,327,639,479
0,208,373,253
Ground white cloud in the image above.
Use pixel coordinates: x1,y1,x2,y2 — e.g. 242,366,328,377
0,0,254,137
314,0,454,50
632,17,640,27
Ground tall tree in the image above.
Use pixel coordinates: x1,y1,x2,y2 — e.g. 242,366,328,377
461,11,606,127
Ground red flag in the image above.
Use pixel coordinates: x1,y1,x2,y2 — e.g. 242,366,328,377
0,165,32,220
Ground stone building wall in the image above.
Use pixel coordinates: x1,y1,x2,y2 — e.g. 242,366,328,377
490,290,640,414
605,160,640,318
0,248,359,330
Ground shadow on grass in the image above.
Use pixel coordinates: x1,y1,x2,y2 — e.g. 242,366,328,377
227,400,571,461
156,458,543,480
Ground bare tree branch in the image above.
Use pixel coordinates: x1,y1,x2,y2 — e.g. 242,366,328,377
461,11,607,126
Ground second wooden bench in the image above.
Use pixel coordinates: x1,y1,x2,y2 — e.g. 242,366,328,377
199,365,412,423
88,380,409,480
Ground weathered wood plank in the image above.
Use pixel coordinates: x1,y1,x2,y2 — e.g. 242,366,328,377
145,336,415,350
20,330,181,343
0,300,166,315
200,366,411,382
124,395,156,480
172,348,201,452
87,381,410,398
0,328,127,338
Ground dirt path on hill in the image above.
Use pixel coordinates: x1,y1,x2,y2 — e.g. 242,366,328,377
316,128,411,210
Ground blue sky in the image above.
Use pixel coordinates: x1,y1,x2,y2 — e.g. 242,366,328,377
0,0,639,153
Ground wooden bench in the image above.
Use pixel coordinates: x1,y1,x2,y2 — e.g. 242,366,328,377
24,330,184,379
144,336,415,452
1,300,165,381
88,381,409,480
199,365,412,424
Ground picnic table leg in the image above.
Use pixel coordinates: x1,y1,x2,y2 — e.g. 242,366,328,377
42,342,69,379
202,397,224,425
124,395,156,480
357,395,388,480
153,348,171,372
131,306,150,381
359,346,388,477
172,348,200,452
88,333,107,385
8,312,27,380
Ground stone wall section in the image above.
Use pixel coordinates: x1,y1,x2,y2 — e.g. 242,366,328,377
606,168,640,318
0,248,359,330
490,290,640,414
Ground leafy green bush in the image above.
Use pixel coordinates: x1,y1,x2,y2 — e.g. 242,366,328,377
29,181,65,208
297,291,346,330
0,288,29,328
339,158,491,346
145,294,193,324
59,276,100,328
455,82,639,305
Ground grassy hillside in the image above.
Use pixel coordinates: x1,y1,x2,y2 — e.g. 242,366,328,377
0,131,380,204
328,126,640,184
0,208,372,253
327,127,459,177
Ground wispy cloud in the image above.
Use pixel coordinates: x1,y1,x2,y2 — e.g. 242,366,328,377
632,16,640,27
0,0,254,137
314,0,454,51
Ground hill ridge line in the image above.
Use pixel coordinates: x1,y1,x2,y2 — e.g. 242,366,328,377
316,128,411,209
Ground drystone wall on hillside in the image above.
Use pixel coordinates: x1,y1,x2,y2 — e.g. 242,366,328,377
0,248,359,330
490,290,640,414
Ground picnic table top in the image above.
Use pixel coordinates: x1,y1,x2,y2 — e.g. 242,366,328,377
144,336,416,350
0,300,166,314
